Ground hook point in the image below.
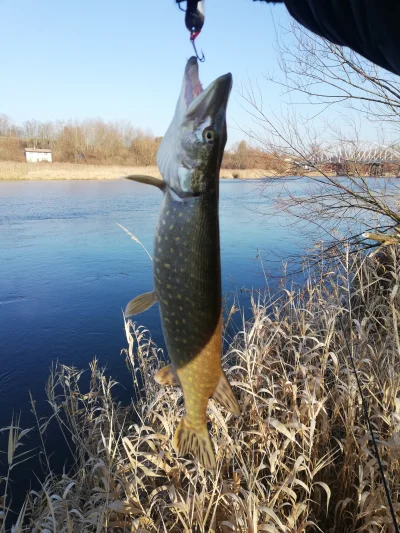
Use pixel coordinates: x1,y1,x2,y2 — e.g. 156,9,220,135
190,34,205,62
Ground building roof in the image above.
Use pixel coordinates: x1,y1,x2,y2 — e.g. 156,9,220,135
24,148,52,153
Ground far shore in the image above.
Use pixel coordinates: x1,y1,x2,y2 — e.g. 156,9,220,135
0,161,323,181
0,161,396,181
0,161,279,181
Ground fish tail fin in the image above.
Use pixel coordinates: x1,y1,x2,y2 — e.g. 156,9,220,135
173,417,216,471
212,370,241,416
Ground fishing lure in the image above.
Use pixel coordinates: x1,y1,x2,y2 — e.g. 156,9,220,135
177,0,205,61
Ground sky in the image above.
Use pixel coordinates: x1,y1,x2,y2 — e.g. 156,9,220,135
0,0,292,146
0,0,393,147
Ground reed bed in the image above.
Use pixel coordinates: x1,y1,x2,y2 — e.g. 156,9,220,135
1,247,400,532
0,161,274,181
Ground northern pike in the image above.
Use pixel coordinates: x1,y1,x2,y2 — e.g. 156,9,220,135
124,56,240,470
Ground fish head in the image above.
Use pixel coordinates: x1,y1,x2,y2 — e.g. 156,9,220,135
157,56,232,197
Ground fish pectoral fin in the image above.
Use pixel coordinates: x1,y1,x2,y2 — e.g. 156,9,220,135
212,370,241,416
125,291,157,317
123,174,165,191
173,417,216,471
154,364,180,387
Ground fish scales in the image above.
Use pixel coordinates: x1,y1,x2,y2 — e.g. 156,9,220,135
154,190,221,368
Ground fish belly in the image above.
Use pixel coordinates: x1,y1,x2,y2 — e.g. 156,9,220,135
177,314,222,426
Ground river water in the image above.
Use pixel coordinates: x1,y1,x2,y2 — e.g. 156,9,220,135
0,178,311,430
0,177,329,513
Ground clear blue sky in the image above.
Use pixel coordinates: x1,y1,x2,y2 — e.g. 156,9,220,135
1,0,390,147
0,0,290,146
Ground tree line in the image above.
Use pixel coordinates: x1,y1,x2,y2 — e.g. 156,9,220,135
0,115,284,170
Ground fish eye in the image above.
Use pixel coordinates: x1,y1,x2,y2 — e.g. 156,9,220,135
203,127,216,145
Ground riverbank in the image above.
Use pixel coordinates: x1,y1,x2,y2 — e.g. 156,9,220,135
0,161,278,180
2,161,396,181
2,246,399,531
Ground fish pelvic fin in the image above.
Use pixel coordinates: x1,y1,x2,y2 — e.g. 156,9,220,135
212,370,240,416
154,364,180,387
125,291,157,317
173,417,216,471
123,174,165,191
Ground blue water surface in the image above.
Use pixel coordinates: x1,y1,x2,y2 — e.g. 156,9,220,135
0,179,308,426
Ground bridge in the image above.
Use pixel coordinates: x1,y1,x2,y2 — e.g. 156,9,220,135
304,142,400,176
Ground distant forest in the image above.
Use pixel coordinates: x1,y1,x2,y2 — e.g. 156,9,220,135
0,114,285,171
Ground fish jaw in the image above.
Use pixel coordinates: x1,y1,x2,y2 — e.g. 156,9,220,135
156,56,232,197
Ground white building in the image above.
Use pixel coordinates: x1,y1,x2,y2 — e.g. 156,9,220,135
25,148,52,163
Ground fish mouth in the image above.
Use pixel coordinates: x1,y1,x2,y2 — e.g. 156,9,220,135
184,57,204,108
183,57,232,118
155,57,232,194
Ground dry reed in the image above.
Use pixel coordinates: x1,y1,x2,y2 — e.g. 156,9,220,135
1,247,400,532
0,161,277,181
0,162,163,181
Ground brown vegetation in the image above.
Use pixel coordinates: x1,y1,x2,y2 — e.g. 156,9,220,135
0,114,284,171
0,115,163,166
0,162,162,181
1,246,400,532
222,141,286,174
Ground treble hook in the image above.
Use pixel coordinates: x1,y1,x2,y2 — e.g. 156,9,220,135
190,31,205,62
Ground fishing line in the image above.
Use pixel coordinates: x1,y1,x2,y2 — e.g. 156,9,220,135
338,313,399,533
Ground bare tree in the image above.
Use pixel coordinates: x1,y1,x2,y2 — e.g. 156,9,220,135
238,24,400,260
272,20,400,132
0,115,11,136
23,120,40,148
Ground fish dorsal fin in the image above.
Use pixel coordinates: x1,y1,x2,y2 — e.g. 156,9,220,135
154,364,180,387
125,291,157,317
212,371,240,416
123,175,165,190
173,417,216,471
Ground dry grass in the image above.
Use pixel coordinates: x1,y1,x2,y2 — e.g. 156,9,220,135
0,161,278,181
0,162,162,181
1,247,400,532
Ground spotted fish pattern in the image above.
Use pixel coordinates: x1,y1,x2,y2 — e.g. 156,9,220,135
124,57,240,470
154,190,221,368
